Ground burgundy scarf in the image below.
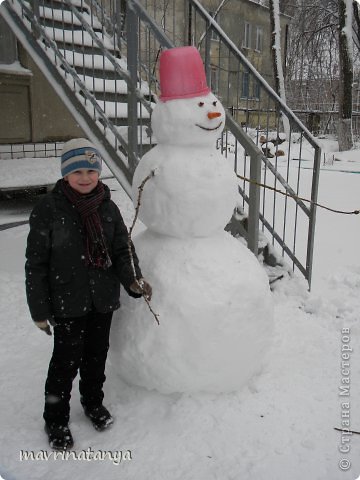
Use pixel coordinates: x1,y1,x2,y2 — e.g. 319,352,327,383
61,179,112,269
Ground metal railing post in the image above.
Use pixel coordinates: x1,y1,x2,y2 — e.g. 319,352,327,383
187,1,192,46
305,144,321,288
115,0,123,49
29,0,40,38
126,2,139,173
247,151,262,255
204,21,211,87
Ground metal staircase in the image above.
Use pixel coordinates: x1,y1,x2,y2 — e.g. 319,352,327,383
1,0,155,195
0,0,321,286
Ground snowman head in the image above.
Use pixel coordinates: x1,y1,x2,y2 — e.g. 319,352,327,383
152,93,225,146
153,47,225,146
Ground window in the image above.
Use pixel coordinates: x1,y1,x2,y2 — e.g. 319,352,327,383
253,80,261,100
243,22,251,49
241,71,249,98
255,27,263,52
211,67,219,94
211,29,220,41
209,11,220,41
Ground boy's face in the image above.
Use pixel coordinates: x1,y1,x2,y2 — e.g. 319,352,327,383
64,169,100,194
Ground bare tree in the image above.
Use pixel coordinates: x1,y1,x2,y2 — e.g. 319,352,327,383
338,0,353,150
269,0,290,137
285,0,360,143
285,1,345,135
353,0,360,49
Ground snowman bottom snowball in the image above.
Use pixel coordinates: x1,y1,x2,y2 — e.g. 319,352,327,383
110,231,274,395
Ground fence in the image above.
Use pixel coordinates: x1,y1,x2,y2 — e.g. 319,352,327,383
1,0,322,285
128,0,322,285
0,142,63,159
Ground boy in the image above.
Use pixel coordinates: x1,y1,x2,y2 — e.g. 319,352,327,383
25,138,151,450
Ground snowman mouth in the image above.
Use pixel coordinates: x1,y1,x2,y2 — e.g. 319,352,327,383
195,121,223,131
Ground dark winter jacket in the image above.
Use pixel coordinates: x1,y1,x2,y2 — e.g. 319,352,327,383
25,180,142,321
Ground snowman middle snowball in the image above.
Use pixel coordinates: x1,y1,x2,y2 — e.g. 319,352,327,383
132,93,238,238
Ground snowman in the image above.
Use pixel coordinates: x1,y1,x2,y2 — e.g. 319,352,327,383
110,47,274,394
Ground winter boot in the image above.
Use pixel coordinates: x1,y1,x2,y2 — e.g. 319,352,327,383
44,423,74,450
84,405,113,431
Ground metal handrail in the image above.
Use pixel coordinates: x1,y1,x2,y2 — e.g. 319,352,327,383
17,0,133,160
1,0,134,191
128,0,321,286
5,0,157,173
2,0,321,285
190,0,321,151
62,0,152,114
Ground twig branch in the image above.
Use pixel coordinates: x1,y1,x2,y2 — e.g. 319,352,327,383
236,173,360,216
129,171,155,237
142,293,160,325
127,170,160,325
334,427,360,435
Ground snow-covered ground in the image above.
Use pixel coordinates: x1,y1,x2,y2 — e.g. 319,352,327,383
0,139,359,480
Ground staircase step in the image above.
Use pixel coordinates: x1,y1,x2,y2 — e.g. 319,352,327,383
78,94,152,124
92,91,128,103
95,100,153,120
108,118,151,126
92,91,153,103
79,76,152,103
119,142,154,158
114,126,155,158
72,65,125,80
44,26,116,50
25,0,90,13
52,39,119,56
40,17,102,35
116,125,154,145
38,5,102,29
19,0,156,160
81,75,150,95
59,49,126,70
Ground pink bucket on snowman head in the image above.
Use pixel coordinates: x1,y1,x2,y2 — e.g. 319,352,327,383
159,46,211,102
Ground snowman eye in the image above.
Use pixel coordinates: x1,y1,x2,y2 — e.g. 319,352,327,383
212,101,217,106
198,102,204,107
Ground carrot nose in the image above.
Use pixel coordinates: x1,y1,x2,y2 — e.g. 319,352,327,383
207,111,222,119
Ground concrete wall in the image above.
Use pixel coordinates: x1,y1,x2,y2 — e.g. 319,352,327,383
0,38,84,144
0,69,32,143
19,46,84,142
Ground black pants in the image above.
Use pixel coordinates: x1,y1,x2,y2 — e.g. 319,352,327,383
43,309,113,425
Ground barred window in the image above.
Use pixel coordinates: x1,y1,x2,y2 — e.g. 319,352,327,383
243,22,251,49
255,26,263,52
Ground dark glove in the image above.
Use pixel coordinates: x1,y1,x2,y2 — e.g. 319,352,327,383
34,319,54,336
129,278,152,301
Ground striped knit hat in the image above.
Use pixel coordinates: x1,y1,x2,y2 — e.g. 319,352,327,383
61,138,102,177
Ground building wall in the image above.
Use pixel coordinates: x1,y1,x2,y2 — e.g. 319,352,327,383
0,65,32,143
202,0,290,127
0,0,291,144
139,0,290,127
203,0,289,83
19,46,84,142
0,24,84,145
